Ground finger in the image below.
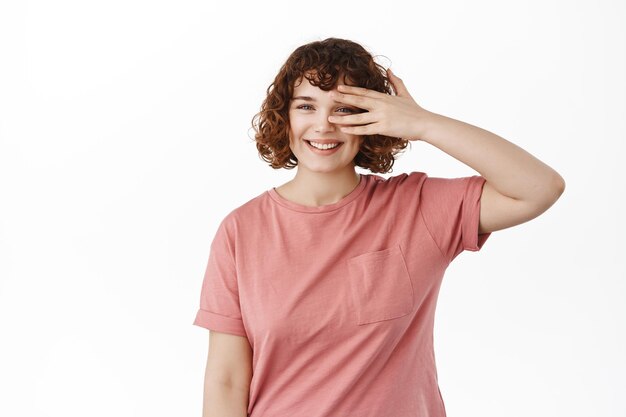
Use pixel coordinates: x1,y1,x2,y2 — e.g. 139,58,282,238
330,90,374,110
336,84,387,99
387,68,410,97
338,122,380,135
328,112,375,125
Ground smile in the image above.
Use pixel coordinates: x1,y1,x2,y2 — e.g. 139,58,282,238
305,140,344,155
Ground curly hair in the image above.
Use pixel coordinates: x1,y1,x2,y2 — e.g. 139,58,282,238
251,37,410,174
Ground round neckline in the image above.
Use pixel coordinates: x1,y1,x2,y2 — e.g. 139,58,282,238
267,174,369,213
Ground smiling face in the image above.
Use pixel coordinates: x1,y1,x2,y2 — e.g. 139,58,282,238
287,73,365,175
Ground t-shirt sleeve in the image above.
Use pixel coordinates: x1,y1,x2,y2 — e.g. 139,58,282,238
419,174,492,263
192,217,247,337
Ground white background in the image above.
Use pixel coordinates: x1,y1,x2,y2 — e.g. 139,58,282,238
1,1,624,416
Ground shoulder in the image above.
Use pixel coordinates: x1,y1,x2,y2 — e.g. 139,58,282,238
215,188,273,232
367,170,428,189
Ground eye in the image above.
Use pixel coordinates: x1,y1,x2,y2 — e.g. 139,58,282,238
295,105,356,113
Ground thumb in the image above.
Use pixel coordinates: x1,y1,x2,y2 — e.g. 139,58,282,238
387,68,410,97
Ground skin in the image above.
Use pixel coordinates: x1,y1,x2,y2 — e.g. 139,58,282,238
274,73,367,207
276,66,565,233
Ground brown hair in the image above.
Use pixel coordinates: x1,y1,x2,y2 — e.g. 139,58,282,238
251,37,410,174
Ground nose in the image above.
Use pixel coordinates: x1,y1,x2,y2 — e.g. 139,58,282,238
314,109,336,133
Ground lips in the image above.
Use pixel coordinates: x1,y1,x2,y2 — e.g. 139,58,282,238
305,139,344,153
306,139,343,144
306,140,343,148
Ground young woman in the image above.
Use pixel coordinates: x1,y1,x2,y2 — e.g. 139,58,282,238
193,37,565,417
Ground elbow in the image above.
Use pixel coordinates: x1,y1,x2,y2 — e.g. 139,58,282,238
537,174,565,211
553,174,566,198
525,174,566,214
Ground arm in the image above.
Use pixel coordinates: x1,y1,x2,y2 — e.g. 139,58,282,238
203,380,249,417
328,70,566,234
418,112,566,233
202,331,253,417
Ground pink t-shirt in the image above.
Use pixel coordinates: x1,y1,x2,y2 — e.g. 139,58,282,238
193,171,492,417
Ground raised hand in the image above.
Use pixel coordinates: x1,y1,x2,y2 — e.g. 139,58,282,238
328,68,432,141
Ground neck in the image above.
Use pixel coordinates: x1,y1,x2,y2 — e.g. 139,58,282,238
278,168,361,207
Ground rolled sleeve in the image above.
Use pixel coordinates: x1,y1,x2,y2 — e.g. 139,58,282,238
419,174,492,263
462,175,492,253
192,216,248,338
193,308,247,337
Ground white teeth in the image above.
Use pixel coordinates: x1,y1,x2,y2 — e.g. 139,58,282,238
309,141,340,150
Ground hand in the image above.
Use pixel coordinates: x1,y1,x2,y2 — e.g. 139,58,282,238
328,68,431,141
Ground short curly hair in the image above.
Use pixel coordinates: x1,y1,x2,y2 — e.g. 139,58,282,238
251,37,410,174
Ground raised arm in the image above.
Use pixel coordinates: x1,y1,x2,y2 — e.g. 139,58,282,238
326,69,565,234
417,111,565,234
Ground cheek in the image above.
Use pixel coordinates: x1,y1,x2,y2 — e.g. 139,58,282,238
289,116,304,130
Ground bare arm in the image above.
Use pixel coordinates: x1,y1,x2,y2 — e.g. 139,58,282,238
327,75,566,234
418,111,565,234
203,378,249,417
202,330,253,417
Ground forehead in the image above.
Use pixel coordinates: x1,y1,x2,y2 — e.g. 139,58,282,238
292,71,355,95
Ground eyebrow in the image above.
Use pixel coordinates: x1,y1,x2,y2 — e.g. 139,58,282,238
291,96,316,101
292,95,344,104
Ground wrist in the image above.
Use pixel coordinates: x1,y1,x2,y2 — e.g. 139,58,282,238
411,109,440,142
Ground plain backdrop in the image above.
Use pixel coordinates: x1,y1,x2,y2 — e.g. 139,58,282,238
1,1,624,416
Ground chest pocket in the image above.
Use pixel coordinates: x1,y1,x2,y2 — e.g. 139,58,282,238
346,244,415,325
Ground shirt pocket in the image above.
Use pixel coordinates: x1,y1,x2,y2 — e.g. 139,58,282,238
346,244,415,325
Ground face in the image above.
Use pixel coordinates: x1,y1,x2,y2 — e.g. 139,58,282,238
287,73,365,174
